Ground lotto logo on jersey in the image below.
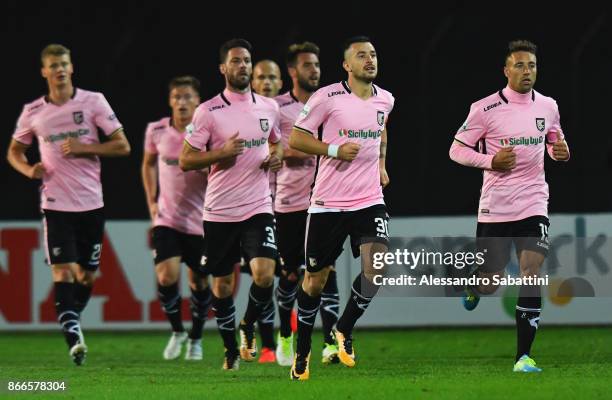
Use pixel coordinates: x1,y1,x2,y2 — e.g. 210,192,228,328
338,129,382,139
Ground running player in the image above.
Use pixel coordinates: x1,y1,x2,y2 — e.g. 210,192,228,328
179,38,282,370
272,41,340,366
142,76,211,361
449,40,570,372
7,44,130,365
288,36,394,380
250,59,284,363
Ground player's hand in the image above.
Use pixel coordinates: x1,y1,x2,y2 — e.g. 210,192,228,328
552,133,569,161
337,142,361,161
148,202,158,221
261,155,282,172
28,162,46,179
380,167,390,188
222,132,245,158
61,137,87,156
491,146,516,171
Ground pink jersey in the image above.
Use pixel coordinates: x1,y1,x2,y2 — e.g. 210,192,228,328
12,88,123,212
454,85,565,223
294,81,394,211
144,117,207,235
185,89,281,222
273,91,317,213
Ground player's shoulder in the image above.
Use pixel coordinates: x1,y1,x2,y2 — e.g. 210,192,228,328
73,87,106,104
470,90,507,114
146,117,170,133
372,84,394,105
254,92,280,112
199,93,227,113
20,95,46,116
318,81,350,99
274,91,296,108
532,90,558,109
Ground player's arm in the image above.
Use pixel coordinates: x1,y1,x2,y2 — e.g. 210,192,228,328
289,127,360,161
546,131,570,161
61,129,131,157
179,132,244,171
141,151,159,220
379,128,389,187
261,140,283,172
6,139,45,179
283,145,312,160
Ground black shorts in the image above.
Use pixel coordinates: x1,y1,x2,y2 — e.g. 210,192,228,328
202,213,278,277
42,208,105,271
276,210,308,272
151,226,204,271
477,215,550,273
305,204,389,273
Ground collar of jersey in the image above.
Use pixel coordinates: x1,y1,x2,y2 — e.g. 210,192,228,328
500,85,535,104
221,89,256,105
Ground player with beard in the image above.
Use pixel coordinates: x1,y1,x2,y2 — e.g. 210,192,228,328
272,42,341,367
288,36,394,380
180,38,283,370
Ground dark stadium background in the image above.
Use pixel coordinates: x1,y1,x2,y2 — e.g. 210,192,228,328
1,1,610,219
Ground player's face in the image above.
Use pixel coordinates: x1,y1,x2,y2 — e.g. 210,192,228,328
41,54,73,87
169,85,200,121
504,51,537,94
252,61,282,97
343,42,377,83
221,47,252,91
292,52,321,93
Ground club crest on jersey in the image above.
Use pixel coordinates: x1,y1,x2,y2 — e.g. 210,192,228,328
260,119,269,132
377,111,385,126
536,118,545,132
73,111,84,124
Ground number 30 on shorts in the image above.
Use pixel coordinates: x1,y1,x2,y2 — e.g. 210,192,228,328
375,217,389,238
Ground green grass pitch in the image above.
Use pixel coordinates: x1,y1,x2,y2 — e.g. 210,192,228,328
0,327,610,399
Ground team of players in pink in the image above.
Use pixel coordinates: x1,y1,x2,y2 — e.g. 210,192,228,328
7,38,569,377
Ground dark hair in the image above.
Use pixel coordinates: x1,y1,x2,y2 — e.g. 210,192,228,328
286,41,320,67
168,75,200,94
40,44,70,65
219,38,252,63
506,40,537,63
343,35,371,54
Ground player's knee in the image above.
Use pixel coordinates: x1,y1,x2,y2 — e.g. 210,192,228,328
252,272,274,288
78,273,96,286
51,265,73,282
213,277,234,298
303,277,325,296
158,274,178,287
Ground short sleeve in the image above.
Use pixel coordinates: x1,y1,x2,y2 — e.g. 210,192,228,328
269,107,281,143
94,93,123,135
546,101,564,143
185,106,212,150
143,123,158,154
293,88,329,135
454,103,487,147
12,106,34,145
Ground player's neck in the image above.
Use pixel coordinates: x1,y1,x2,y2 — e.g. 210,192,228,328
225,84,251,95
171,115,191,132
504,85,533,103
47,83,74,105
347,76,373,100
292,86,313,104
